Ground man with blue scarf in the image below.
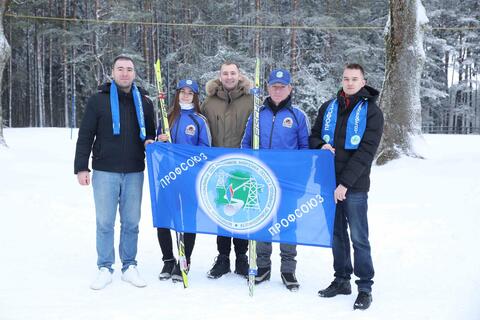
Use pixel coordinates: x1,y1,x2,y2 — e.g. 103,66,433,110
309,64,383,310
74,55,156,290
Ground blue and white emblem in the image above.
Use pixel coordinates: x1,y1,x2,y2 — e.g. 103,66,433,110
196,154,280,233
282,117,293,128
185,124,196,136
350,135,361,146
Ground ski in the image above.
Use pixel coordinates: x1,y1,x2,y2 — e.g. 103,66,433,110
154,59,189,289
248,57,262,297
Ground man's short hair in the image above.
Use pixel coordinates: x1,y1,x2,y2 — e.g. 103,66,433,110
344,63,365,77
220,61,240,71
113,55,135,68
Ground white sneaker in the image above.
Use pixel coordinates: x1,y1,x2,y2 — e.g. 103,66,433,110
90,267,112,290
121,265,147,288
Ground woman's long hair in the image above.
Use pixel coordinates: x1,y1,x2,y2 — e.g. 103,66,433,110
167,89,201,127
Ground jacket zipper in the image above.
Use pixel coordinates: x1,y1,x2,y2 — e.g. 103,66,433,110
174,116,180,143
122,94,128,171
268,114,276,149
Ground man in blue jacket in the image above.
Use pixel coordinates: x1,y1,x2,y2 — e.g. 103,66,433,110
309,63,384,310
74,55,156,290
241,69,310,291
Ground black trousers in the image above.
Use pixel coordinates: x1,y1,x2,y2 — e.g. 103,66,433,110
157,228,196,264
217,236,248,256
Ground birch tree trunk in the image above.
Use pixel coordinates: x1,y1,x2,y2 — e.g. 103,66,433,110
290,0,298,76
48,0,53,126
376,0,428,165
8,20,12,127
62,0,69,127
37,32,45,127
0,0,11,147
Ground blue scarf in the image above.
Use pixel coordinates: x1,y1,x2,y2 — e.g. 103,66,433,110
110,81,146,141
321,98,368,150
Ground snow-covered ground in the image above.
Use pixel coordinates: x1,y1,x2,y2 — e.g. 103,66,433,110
0,128,479,320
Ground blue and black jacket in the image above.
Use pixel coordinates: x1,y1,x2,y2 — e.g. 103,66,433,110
309,86,384,192
157,108,211,147
241,96,310,150
74,82,156,174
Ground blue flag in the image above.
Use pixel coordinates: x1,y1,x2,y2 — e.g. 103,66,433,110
146,143,337,248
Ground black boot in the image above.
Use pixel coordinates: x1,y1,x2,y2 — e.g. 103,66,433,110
255,267,271,284
171,261,190,283
354,291,372,310
318,280,352,297
207,255,230,279
234,254,249,277
281,272,299,291
158,259,176,281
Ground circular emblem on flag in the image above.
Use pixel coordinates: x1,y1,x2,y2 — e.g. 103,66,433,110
350,135,361,145
186,80,193,85
276,71,284,78
196,154,280,233
323,134,331,143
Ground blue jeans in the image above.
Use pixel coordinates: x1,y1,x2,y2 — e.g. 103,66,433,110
92,170,144,272
332,191,374,293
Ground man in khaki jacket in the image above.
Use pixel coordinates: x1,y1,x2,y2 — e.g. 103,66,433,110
201,61,253,279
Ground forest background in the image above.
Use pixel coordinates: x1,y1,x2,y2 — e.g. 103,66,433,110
2,0,479,135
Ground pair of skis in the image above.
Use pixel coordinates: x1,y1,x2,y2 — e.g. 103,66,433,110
248,57,262,297
153,58,262,295
154,59,189,288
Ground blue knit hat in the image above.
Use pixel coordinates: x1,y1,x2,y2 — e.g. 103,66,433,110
177,79,199,93
268,69,291,86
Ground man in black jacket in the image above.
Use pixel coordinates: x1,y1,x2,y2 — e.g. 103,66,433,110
74,55,156,290
309,64,383,310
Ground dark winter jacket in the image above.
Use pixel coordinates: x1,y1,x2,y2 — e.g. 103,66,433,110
241,96,310,150
309,86,384,192
74,82,156,174
200,76,253,148
157,109,211,146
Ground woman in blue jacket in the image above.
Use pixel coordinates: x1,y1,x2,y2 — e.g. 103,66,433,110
157,79,211,282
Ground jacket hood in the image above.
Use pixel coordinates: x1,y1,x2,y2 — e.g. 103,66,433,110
337,85,379,104
98,82,149,96
205,75,253,98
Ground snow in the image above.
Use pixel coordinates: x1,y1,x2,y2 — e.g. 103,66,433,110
416,0,429,26
1,128,479,320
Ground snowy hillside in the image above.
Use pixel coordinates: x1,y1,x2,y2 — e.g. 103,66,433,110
0,128,479,320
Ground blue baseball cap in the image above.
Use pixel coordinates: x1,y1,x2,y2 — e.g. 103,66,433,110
268,69,291,86
176,79,199,94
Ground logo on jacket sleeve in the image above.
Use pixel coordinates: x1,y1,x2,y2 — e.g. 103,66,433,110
282,117,293,128
185,124,196,136
196,154,280,233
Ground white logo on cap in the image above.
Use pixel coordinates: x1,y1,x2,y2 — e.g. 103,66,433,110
186,80,193,85
276,71,283,78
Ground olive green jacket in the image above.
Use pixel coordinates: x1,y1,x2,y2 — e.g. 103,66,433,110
201,76,253,148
